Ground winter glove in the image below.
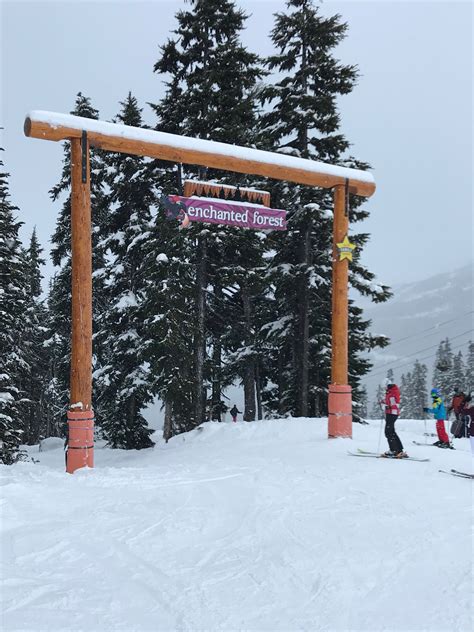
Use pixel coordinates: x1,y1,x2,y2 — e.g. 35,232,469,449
423,407,429,413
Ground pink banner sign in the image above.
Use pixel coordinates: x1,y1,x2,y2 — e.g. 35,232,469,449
161,195,287,231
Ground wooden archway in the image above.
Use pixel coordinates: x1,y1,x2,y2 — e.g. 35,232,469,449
24,111,376,472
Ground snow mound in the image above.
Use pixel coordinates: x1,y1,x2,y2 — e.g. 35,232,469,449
38,437,64,452
1,418,472,631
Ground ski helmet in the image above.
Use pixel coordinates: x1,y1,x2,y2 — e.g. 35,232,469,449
430,388,440,398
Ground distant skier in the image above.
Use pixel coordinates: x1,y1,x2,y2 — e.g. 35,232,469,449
460,395,474,454
447,387,467,421
424,388,452,448
380,378,407,458
230,405,242,423
470,407,474,457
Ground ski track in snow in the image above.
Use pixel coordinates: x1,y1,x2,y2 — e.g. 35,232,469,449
1,418,472,632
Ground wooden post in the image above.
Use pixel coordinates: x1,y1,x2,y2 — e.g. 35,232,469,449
67,135,94,473
328,183,352,438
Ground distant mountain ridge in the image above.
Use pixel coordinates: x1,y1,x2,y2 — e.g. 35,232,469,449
361,262,473,400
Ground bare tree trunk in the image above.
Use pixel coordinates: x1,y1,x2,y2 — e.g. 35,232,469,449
211,284,222,421
163,399,172,443
242,284,256,421
277,350,284,417
255,361,263,420
296,224,310,416
211,339,222,421
194,235,207,427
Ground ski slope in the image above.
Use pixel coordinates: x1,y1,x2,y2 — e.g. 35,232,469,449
1,419,472,632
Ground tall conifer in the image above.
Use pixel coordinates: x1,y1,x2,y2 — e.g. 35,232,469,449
465,341,474,394
95,93,155,449
0,147,27,462
19,229,49,444
260,0,390,417
150,0,265,431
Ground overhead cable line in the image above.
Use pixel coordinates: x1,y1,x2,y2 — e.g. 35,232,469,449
367,328,473,376
382,310,474,348
367,339,471,380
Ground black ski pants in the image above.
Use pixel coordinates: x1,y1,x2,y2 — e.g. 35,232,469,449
385,414,403,453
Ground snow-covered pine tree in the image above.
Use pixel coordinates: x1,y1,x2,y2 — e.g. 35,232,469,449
48,93,109,424
143,215,196,440
0,146,27,463
259,0,391,418
410,360,428,419
355,385,368,419
370,385,384,420
432,338,453,401
399,373,410,418
449,351,466,395
42,273,70,438
150,0,266,430
465,341,474,394
18,229,49,444
94,93,155,450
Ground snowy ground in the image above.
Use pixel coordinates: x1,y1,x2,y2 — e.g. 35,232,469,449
1,418,472,632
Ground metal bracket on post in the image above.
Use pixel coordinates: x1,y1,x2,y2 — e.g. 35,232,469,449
344,178,350,217
81,130,88,184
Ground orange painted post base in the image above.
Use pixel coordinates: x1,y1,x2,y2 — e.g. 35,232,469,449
328,384,352,438
66,410,94,474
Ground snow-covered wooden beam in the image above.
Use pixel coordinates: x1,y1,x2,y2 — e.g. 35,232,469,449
24,111,376,197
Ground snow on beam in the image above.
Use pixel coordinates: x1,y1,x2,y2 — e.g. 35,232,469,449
24,110,376,197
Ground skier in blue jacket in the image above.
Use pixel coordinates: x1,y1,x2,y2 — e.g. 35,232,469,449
423,388,451,448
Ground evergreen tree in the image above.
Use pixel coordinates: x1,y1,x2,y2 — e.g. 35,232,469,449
143,216,196,440
449,351,466,395
259,0,391,418
465,341,474,394
95,93,155,449
399,372,410,418
18,229,49,444
370,385,384,419
150,0,266,432
42,275,69,438
0,146,27,463
355,385,368,419
432,338,453,401
400,362,427,419
410,360,428,418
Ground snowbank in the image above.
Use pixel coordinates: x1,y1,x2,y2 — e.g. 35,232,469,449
38,437,64,452
1,418,471,631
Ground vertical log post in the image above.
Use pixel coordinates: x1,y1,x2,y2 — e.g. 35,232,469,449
66,134,94,473
328,182,352,438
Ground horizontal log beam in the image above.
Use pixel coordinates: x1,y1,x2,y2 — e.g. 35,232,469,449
24,111,376,197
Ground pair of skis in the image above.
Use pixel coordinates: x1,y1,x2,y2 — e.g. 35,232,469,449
412,441,454,449
439,469,474,480
348,448,429,462
350,449,473,478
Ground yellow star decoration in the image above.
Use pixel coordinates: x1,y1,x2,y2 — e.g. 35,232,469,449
336,235,356,262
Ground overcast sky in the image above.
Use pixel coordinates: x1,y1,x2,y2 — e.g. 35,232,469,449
1,0,472,290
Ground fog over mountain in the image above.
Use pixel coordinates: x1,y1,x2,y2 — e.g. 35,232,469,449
361,262,473,403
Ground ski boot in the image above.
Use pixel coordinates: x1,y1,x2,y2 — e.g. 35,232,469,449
437,441,454,449
394,451,409,459
381,451,396,458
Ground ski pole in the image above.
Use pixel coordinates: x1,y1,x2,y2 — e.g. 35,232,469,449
377,403,384,453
